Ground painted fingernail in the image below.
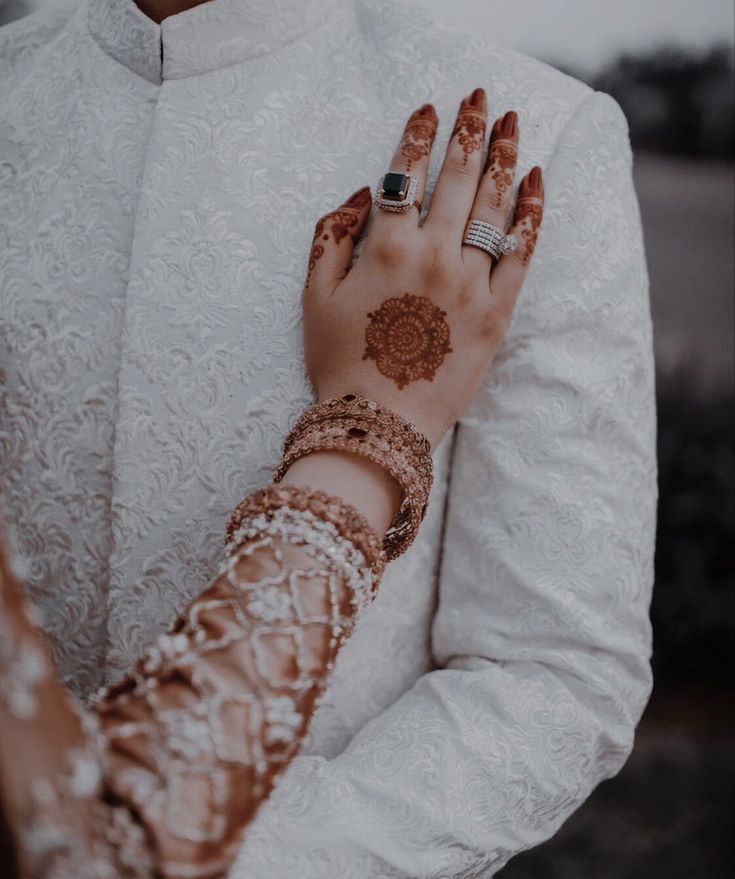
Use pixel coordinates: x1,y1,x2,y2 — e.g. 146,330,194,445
468,87,486,109
345,185,371,207
528,165,543,189
415,102,438,121
501,110,518,136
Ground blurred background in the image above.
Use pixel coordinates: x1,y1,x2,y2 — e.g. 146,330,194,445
2,1,733,876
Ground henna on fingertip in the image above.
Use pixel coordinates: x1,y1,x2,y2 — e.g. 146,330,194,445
305,186,371,289
510,166,544,266
450,87,487,166
398,103,438,172
483,110,519,210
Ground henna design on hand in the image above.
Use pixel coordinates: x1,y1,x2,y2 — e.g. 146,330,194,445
451,88,487,166
305,186,371,288
362,293,452,389
484,111,518,210
398,103,438,172
512,167,544,266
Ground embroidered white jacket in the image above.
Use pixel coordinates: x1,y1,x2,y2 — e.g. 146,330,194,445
0,0,657,875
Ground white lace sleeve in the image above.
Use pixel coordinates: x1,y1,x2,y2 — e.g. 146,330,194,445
230,90,657,878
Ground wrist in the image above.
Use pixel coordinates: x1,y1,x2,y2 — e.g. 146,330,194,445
279,450,402,537
314,387,447,451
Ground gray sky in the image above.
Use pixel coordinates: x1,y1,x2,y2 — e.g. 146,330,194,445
421,0,735,73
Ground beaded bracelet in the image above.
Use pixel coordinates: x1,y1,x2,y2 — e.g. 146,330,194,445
272,394,434,560
224,505,376,613
226,483,385,583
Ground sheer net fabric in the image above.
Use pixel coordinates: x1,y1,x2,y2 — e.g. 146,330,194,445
0,488,381,878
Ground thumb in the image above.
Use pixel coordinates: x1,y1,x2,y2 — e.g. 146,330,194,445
303,186,372,296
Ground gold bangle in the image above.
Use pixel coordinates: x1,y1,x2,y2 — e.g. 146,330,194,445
273,395,433,560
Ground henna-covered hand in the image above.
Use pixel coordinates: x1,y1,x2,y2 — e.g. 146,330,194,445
302,88,544,449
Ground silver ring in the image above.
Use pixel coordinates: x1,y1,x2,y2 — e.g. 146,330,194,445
463,219,518,259
375,172,420,213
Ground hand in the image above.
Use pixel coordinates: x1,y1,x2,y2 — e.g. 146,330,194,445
301,88,544,450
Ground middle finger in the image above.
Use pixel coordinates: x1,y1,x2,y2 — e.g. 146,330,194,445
424,87,488,234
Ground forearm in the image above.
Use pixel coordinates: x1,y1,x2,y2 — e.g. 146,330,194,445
0,468,393,878
95,479,387,877
281,450,402,536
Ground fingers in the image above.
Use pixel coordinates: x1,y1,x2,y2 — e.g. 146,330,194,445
424,88,488,234
369,103,438,238
488,166,544,323
461,110,519,274
304,185,372,295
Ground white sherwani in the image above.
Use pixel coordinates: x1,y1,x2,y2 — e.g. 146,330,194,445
0,0,657,875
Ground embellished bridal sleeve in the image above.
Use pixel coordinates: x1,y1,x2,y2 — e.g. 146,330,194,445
229,92,657,878
0,485,384,878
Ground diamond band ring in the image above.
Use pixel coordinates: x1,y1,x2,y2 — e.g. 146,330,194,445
463,219,518,259
375,172,421,213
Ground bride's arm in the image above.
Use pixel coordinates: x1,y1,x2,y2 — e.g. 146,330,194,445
94,462,395,877
0,454,396,879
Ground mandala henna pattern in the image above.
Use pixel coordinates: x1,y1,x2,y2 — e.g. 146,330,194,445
363,293,452,390
305,187,370,289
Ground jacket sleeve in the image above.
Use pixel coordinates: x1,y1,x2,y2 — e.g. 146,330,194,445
229,90,658,879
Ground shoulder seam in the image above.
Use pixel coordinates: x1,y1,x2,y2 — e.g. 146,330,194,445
547,89,628,164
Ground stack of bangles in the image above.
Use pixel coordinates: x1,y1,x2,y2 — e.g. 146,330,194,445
226,393,434,587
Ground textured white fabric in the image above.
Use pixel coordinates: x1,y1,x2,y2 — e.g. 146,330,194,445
0,0,657,875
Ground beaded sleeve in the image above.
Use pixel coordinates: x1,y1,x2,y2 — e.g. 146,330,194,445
0,485,384,878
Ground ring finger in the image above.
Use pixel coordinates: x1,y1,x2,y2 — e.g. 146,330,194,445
462,109,519,274
369,102,438,239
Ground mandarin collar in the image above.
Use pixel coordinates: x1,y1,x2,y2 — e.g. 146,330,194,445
87,0,346,85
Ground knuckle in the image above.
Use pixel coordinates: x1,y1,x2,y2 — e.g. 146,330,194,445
479,307,509,344
369,233,402,266
312,213,332,239
456,282,478,311
443,158,477,183
421,243,456,283
478,185,512,218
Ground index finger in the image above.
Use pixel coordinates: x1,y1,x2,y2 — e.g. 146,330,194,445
370,103,438,237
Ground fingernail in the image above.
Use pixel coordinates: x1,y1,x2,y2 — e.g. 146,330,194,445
416,102,438,121
501,110,518,136
528,166,543,189
468,87,486,109
346,185,371,207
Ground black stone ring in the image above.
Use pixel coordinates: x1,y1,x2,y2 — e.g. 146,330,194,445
374,172,421,213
